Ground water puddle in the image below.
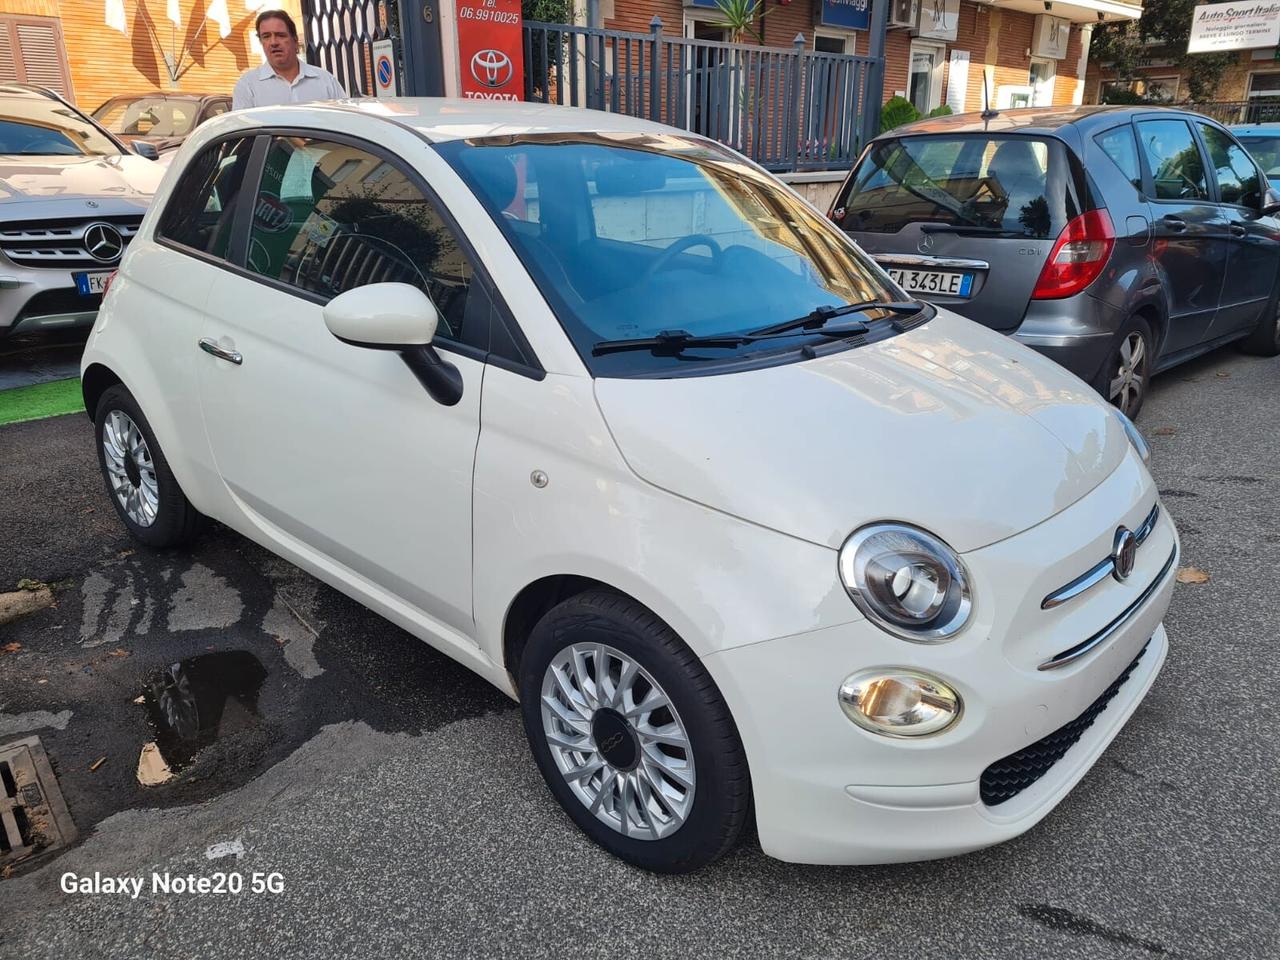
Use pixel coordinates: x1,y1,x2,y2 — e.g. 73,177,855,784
140,651,268,774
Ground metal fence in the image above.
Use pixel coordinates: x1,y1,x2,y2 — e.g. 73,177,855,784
1182,99,1280,126
523,18,877,173
300,0,393,96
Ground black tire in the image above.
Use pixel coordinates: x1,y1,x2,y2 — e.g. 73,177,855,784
94,384,203,547
1239,288,1280,357
518,590,751,873
1094,315,1154,420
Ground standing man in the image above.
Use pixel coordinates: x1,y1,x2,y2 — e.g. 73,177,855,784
233,10,346,109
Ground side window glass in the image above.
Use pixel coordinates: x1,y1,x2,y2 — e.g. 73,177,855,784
1136,119,1208,202
1095,126,1142,192
1198,123,1263,208
157,137,255,258
246,136,486,350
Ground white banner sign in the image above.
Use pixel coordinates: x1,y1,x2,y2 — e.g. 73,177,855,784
946,50,969,113
1187,3,1280,53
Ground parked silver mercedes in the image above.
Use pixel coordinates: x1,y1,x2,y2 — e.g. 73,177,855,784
0,85,163,339
831,106,1280,417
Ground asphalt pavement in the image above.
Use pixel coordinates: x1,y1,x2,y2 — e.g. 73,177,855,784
1,345,1277,959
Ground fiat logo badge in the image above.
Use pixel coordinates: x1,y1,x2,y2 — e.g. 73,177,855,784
1112,527,1136,582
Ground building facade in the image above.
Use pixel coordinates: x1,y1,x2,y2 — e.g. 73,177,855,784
1086,45,1280,108
0,0,300,111
599,0,1141,113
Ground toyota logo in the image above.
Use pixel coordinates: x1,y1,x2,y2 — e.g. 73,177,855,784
470,49,513,89
84,222,124,263
1112,527,1137,582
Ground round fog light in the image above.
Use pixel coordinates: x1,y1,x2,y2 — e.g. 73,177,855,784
838,670,962,738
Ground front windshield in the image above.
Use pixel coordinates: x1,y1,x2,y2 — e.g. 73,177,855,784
437,134,900,376
94,97,198,138
1237,134,1280,183
0,101,122,156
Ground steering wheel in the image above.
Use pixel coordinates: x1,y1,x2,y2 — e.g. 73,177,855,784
641,234,723,281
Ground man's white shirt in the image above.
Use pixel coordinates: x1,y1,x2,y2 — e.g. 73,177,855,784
232,61,345,110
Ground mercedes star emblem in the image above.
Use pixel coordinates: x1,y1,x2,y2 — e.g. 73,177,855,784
83,222,125,263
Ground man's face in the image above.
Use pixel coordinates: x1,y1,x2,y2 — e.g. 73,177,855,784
258,18,298,70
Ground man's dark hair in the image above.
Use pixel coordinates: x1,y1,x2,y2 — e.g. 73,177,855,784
255,9,299,38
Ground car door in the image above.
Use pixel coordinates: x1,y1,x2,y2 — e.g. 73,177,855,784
196,131,492,637
1195,121,1278,339
1133,116,1228,356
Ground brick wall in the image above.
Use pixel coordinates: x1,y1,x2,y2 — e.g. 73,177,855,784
0,0,302,109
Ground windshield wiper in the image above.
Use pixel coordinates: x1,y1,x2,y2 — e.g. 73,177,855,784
591,320,879,356
747,300,921,338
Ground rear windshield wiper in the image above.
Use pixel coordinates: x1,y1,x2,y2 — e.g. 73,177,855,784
747,300,921,338
591,320,878,356
920,223,1031,237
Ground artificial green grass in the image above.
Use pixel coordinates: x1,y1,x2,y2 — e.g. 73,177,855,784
0,377,84,426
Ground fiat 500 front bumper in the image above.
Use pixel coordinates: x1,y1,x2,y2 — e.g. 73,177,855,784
702,451,1177,865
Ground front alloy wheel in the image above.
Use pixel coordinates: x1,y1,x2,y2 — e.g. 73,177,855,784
541,642,695,841
519,590,750,873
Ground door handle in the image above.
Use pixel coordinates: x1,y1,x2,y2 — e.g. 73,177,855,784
198,337,242,365
1161,215,1187,233
1229,224,1248,237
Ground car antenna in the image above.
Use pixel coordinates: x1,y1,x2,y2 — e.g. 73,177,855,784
981,68,998,122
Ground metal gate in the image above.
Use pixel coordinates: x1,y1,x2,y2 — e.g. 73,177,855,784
300,0,445,97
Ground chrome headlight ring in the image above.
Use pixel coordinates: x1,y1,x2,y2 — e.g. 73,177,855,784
838,523,973,643
1113,407,1151,465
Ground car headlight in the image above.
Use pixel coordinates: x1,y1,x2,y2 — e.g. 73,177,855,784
838,523,972,642
1113,407,1150,464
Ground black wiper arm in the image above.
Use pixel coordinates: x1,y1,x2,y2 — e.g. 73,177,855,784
747,300,920,338
592,329,748,356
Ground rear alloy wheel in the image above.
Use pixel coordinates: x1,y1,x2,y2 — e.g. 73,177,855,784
1099,318,1153,419
94,385,203,548
519,590,751,873
1240,290,1280,357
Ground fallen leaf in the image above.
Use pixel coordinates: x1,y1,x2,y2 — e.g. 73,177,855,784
1177,566,1211,585
1216,371,1231,379
136,742,174,787
132,695,145,705
108,648,131,658
2,642,20,654
37,678,48,684
116,549,135,559
89,756,107,772
1151,427,1176,436
1,865,11,879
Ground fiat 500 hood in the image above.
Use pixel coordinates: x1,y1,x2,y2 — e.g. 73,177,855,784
0,154,163,204
594,311,1130,554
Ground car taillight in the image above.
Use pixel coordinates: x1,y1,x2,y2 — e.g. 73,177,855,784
103,270,118,296
1031,209,1115,300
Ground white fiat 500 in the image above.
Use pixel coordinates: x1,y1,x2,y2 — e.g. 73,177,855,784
82,100,1178,873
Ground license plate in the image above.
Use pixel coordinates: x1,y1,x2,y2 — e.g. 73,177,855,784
887,268,974,298
74,271,112,296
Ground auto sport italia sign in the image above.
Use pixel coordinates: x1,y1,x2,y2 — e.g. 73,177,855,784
457,0,525,100
1187,2,1280,53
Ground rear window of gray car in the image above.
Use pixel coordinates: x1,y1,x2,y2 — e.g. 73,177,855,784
832,135,1076,239
1095,126,1142,192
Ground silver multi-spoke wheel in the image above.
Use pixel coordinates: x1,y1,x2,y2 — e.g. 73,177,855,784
101,409,159,527
540,643,695,841
1109,331,1148,417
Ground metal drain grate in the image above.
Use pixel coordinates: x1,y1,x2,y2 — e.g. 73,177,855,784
0,736,77,871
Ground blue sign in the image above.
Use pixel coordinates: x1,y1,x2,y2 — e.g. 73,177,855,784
685,0,721,8
819,0,870,30
376,56,393,87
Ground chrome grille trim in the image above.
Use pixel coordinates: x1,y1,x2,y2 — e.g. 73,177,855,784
1041,502,1160,611
1037,544,1177,671
0,219,140,267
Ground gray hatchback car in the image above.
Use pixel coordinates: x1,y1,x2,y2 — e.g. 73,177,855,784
830,106,1280,416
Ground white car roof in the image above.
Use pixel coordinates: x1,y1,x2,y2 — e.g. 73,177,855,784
231,97,677,143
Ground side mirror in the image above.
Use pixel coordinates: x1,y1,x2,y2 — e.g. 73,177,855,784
324,282,463,406
1262,187,1280,218
132,141,159,161
323,282,438,349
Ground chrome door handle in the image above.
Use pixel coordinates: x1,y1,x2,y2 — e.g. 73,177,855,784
1229,224,1247,237
198,337,242,365
1161,215,1187,233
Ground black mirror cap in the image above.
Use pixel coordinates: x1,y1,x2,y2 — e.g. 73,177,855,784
132,141,159,161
